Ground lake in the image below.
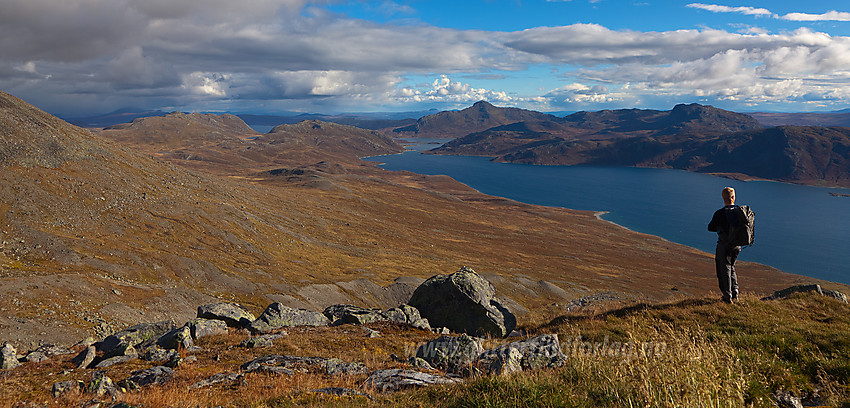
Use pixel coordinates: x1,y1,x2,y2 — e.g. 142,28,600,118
365,140,850,285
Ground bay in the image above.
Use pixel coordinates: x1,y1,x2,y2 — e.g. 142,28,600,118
365,141,850,285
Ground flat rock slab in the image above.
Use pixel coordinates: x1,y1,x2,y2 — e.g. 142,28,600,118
122,366,174,388
241,354,367,376
249,303,329,334
364,369,460,392
189,372,244,389
197,303,256,328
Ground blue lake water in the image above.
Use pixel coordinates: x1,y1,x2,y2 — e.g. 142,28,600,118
365,140,850,285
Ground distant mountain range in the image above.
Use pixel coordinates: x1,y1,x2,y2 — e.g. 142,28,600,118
399,102,850,188
67,109,430,131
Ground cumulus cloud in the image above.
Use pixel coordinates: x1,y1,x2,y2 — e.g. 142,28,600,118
394,75,513,104
686,3,850,22
2,0,850,114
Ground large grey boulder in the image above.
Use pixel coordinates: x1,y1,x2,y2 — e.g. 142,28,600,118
248,303,329,333
364,369,460,392
197,303,256,328
415,334,484,375
408,266,516,338
1,343,20,369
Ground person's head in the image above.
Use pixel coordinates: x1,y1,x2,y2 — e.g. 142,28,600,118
722,187,735,205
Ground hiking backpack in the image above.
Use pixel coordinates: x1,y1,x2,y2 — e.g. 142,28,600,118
728,205,755,247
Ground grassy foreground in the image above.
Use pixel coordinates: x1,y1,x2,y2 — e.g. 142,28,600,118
3,292,848,407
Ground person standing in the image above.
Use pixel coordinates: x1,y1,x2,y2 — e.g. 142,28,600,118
708,187,741,303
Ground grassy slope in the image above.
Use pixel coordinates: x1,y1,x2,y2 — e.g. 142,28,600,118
2,292,848,407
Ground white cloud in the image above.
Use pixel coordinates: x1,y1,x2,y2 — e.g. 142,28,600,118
686,3,775,17
782,11,850,22
395,75,513,104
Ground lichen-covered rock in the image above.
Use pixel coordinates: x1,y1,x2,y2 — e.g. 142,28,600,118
157,325,193,350
415,334,484,375
197,303,256,328
408,266,516,338
1,343,21,369
323,304,387,326
142,346,179,363
72,345,96,369
823,290,848,303
88,371,120,398
240,333,286,348
248,303,329,333
364,369,460,392
477,346,523,376
52,380,84,398
122,366,174,388
189,318,229,339
97,321,175,355
384,304,431,331
241,354,366,376
477,334,567,371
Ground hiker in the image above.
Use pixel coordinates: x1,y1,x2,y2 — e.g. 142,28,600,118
708,187,742,303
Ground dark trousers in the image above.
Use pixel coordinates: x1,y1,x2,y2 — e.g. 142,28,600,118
715,243,740,300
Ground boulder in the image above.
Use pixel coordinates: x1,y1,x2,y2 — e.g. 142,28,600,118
248,303,329,333
157,325,194,350
52,380,84,398
408,266,516,338
384,304,431,331
122,366,174,388
477,334,567,372
765,285,848,303
773,390,804,408
189,318,229,339
141,347,179,363
477,346,523,376
364,369,460,392
323,304,387,326
415,334,484,375
72,346,96,369
241,354,366,376
88,371,120,398
24,351,49,363
240,333,286,349
97,321,175,354
1,343,21,369
197,303,256,328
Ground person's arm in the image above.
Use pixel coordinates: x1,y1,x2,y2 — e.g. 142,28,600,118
708,210,720,232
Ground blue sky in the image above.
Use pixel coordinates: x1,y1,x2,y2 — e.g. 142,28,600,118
3,0,850,116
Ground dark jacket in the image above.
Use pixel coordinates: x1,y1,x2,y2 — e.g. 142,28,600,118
708,205,741,244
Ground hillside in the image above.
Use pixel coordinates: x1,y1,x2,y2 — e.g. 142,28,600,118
0,90,820,351
750,111,850,127
393,101,558,139
427,103,850,187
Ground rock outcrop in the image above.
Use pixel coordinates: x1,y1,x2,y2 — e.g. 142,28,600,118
365,369,461,392
409,267,516,338
197,303,256,328
248,303,330,333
